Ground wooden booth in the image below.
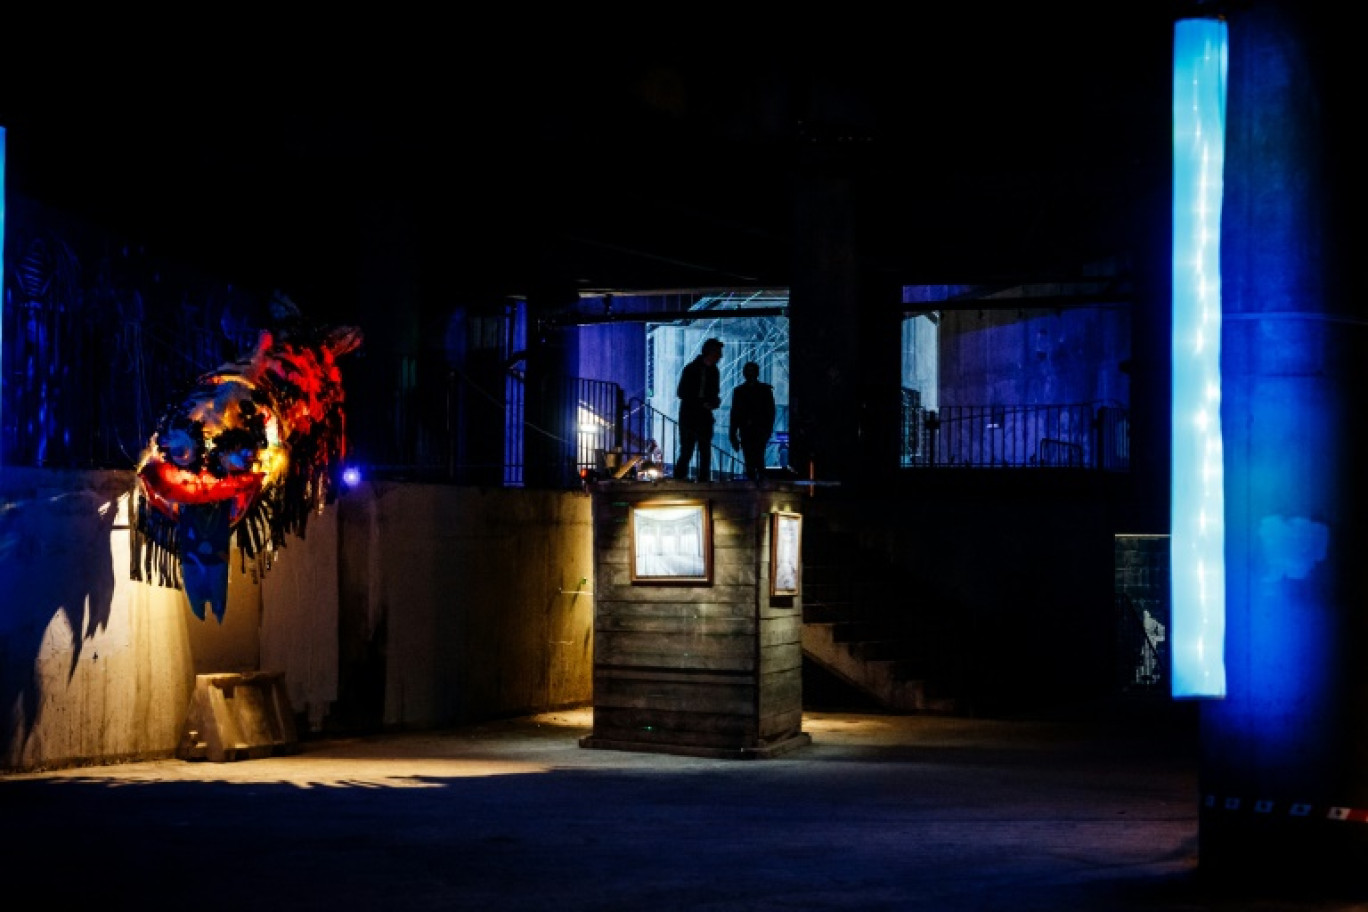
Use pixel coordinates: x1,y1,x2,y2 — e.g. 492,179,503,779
580,481,810,759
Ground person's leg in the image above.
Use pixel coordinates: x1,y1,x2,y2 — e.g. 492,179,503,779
696,426,714,481
743,435,766,480
675,424,696,479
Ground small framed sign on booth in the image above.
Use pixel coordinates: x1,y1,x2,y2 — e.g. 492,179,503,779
770,511,802,596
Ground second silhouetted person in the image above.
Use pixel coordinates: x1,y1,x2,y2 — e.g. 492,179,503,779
729,361,775,482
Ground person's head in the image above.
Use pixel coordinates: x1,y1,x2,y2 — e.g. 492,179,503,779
702,338,723,364
743,361,760,380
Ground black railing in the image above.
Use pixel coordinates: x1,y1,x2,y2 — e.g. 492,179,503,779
621,396,744,482
901,399,1130,470
509,374,623,488
0,301,1127,486
329,361,752,488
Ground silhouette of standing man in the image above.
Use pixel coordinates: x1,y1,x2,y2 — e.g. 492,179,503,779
729,361,776,482
675,338,723,481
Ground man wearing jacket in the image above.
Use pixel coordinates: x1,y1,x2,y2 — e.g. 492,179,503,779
729,361,776,482
674,338,723,481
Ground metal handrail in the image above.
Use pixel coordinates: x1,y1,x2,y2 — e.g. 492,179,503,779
622,396,744,481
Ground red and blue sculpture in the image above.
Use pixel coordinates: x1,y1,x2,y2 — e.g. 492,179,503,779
130,317,362,622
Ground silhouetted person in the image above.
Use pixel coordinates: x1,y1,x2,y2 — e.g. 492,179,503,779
675,338,723,481
729,361,776,482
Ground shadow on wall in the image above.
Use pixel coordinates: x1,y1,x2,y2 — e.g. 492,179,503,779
0,469,123,751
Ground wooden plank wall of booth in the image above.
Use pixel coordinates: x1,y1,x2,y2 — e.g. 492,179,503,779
581,481,810,759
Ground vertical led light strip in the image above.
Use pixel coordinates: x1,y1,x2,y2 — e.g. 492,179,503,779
0,125,6,466
1171,18,1228,698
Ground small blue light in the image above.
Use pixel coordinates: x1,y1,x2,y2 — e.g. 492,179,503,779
342,466,362,487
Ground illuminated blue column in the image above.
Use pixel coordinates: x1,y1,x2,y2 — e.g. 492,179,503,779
0,124,5,466
1170,18,1227,700
1199,3,1368,893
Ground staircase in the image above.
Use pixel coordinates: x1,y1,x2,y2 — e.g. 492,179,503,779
801,518,966,715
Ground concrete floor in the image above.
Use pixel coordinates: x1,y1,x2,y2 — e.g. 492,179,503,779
2,700,1363,912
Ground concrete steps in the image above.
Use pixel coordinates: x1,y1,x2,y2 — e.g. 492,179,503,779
800,518,965,715
801,621,961,714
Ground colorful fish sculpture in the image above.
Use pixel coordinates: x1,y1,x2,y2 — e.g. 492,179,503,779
131,322,362,622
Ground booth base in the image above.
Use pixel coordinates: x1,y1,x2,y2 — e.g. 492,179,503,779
579,732,812,760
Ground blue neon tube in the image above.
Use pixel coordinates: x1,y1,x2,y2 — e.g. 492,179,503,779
0,124,6,466
1170,18,1228,698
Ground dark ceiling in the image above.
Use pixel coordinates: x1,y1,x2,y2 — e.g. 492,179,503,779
1,8,1179,314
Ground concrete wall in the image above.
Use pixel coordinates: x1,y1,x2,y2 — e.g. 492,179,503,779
333,482,595,734
0,469,193,772
1,461,1138,771
939,306,1131,408
808,469,1137,717
1,468,594,772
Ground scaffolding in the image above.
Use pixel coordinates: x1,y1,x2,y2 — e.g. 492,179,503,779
645,291,790,472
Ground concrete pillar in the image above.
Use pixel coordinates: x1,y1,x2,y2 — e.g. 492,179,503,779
788,158,860,485
446,302,511,487
523,286,577,489
788,139,902,490
855,269,905,488
1201,3,1367,896
1124,24,1176,538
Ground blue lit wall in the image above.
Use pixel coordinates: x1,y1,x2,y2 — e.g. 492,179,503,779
1197,4,1368,888
1170,18,1227,699
1204,2,1359,777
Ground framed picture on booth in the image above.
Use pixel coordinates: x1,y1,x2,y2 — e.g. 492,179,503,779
630,501,712,584
771,511,802,597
